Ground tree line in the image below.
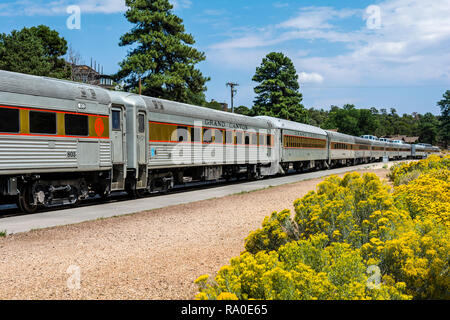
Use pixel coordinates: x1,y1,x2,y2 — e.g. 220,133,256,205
0,0,448,147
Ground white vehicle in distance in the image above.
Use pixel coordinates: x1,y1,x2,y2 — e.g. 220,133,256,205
361,135,379,141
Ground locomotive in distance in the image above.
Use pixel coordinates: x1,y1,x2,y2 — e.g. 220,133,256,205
0,70,441,214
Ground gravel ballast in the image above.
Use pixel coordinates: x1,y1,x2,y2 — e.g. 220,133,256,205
0,169,390,300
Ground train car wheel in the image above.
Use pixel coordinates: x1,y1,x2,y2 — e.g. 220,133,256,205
126,183,147,199
70,187,81,207
18,184,38,214
135,188,147,198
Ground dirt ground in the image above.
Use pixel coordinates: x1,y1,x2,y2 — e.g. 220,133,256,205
0,169,390,300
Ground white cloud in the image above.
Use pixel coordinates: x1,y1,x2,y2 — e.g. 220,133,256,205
206,48,267,72
209,0,450,88
0,0,191,16
171,0,192,10
210,34,280,50
278,6,358,30
298,72,324,84
0,0,126,16
203,9,226,16
273,2,289,9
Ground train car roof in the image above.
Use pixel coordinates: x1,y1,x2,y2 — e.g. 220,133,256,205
325,130,356,142
142,96,273,129
108,90,146,107
254,116,327,136
354,136,373,144
0,70,111,105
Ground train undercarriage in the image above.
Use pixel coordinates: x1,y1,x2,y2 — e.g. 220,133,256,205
0,171,111,214
125,164,264,198
0,154,416,214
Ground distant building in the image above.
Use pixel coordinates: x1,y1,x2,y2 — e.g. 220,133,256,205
386,135,419,144
220,102,228,112
206,99,228,112
69,63,114,90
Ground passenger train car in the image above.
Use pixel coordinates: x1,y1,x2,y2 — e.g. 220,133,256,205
0,71,113,213
0,70,441,213
255,116,328,173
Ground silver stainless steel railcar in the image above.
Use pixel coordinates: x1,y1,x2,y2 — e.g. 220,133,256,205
411,144,426,159
326,130,356,166
255,116,328,173
354,136,373,164
0,70,114,213
130,96,277,194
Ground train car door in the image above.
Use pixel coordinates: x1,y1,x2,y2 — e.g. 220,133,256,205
111,105,126,190
136,111,148,189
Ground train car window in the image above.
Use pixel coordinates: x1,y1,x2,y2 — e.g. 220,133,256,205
138,114,145,133
150,122,172,142
203,128,213,144
245,134,250,145
112,110,121,131
177,126,188,142
215,129,224,144
251,133,257,145
0,108,19,133
267,135,272,147
30,111,56,134
225,130,233,145
191,127,201,143
235,131,243,145
65,114,88,136
260,134,265,146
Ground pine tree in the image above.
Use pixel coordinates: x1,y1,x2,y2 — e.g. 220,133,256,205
116,0,209,105
0,25,70,79
252,52,308,123
437,90,450,148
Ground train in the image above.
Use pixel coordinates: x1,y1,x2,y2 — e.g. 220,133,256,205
0,70,441,213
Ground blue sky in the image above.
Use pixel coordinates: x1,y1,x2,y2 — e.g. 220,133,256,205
1,0,449,115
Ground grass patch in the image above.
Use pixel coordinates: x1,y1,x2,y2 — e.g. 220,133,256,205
0,230,7,237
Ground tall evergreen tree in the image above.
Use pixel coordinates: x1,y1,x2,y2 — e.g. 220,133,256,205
0,25,70,79
252,52,308,123
437,90,450,148
418,112,440,145
116,0,210,105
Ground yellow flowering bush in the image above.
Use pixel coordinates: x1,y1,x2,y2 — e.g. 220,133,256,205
245,210,299,254
380,219,450,299
195,234,410,300
294,173,410,252
389,155,450,186
393,173,450,226
196,158,449,300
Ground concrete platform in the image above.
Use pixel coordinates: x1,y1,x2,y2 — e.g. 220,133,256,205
0,162,396,235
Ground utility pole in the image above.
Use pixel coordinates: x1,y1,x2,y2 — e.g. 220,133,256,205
226,82,239,113
139,77,142,95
